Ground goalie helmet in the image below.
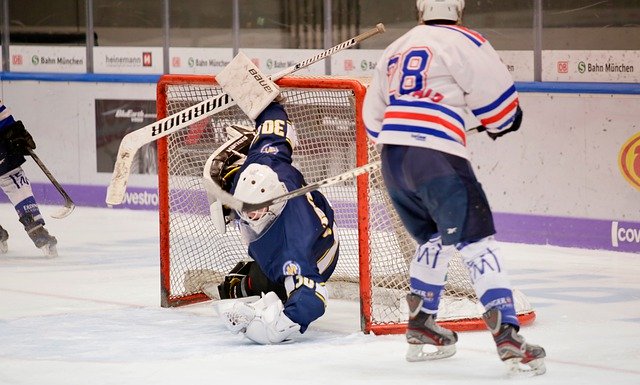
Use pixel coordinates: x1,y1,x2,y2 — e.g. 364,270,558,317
233,163,287,236
416,0,465,23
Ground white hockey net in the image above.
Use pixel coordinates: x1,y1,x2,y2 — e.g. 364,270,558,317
157,75,535,334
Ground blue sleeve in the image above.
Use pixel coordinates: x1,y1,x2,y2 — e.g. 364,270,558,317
249,102,295,161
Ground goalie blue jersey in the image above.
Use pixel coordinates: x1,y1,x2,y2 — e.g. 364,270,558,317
231,102,339,332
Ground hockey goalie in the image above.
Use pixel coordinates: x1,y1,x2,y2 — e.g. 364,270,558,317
204,52,340,344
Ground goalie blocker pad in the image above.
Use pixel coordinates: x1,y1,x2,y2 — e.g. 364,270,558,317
216,52,280,120
218,261,288,302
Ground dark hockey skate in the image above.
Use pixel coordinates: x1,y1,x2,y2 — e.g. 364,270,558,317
28,225,58,257
483,307,546,375
20,214,58,257
405,293,458,361
0,225,8,254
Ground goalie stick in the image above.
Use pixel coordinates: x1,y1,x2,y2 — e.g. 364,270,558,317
27,148,75,219
105,22,386,206
204,160,381,213
202,126,483,215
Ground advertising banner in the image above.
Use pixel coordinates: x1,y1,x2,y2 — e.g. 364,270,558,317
93,47,163,74
241,48,325,76
331,49,381,77
543,50,639,82
95,99,157,174
497,50,535,82
169,47,233,75
9,45,86,73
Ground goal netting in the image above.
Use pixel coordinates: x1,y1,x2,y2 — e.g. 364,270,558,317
156,74,536,334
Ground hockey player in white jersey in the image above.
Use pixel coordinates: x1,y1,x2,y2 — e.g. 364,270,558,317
362,0,545,375
0,101,57,257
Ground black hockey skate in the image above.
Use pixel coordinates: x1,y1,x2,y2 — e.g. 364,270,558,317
483,307,546,375
405,293,458,361
0,225,8,254
20,214,58,257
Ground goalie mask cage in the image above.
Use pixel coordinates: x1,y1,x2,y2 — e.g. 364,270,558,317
157,74,536,335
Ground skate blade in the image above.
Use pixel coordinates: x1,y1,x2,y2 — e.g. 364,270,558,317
40,243,58,258
406,344,456,362
505,357,546,376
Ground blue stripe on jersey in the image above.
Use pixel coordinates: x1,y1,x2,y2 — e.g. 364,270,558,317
472,85,517,115
433,25,484,47
497,115,516,129
366,126,379,138
381,123,459,143
0,104,16,128
390,97,465,126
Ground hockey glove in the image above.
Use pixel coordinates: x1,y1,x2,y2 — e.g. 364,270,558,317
0,121,36,155
485,106,523,141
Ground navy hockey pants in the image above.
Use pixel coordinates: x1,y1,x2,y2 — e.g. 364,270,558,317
380,145,496,246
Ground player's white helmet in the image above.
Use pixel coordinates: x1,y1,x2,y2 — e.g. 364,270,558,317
233,163,287,235
416,0,465,23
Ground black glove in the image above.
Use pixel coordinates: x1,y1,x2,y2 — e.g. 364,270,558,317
0,120,36,155
486,106,523,141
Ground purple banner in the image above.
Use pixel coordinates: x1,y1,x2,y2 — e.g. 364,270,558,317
3,183,639,254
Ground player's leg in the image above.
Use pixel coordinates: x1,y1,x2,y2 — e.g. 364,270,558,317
0,166,57,256
381,145,460,361
452,159,545,374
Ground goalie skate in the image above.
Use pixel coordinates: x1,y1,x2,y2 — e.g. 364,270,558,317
483,308,546,375
405,293,458,362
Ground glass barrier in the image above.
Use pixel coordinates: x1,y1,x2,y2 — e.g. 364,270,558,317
542,0,640,50
1,0,639,81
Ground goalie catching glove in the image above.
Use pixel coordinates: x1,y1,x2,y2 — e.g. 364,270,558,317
209,125,256,193
205,124,256,231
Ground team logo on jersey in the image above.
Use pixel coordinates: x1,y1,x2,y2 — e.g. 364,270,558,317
282,261,301,276
618,132,640,191
260,144,278,154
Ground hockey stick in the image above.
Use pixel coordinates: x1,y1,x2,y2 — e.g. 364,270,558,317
204,160,381,213
27,148,75,219
105,23,386,206
202,126,483,213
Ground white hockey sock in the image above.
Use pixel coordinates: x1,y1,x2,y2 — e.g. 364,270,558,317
457,236,518,322
409,235,455,313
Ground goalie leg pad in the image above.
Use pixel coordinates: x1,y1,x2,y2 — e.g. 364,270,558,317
222,292,300,344
243,293,301,344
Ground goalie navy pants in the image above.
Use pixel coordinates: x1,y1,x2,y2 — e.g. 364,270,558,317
380,144,496,246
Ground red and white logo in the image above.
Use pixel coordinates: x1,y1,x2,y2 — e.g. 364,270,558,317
11,55,23,65
344,59,354,71
171,56,181,67
619,132,640,191
251,58,260,67
557,61,569,74
142,52,152,67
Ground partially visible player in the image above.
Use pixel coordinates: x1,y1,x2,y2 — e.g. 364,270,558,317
210,100,339,345
362,0,545,374
0,101,58,257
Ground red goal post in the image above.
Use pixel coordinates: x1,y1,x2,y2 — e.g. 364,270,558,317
156,74,536,335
